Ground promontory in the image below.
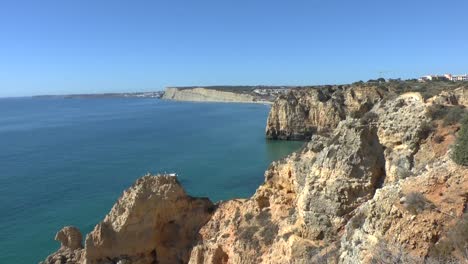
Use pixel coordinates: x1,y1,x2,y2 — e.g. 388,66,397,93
42,80,468,264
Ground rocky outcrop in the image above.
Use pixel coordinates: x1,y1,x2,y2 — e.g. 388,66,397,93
42,88,467,264
265,85,384,140
41,227,83,264
295,119,386,241
188,117,388,263
427,87,468,107
84,175,214,264
339,154,468,264
163,87,262,103
375,93,429,183
42,175,214,264
56,226,83,250
188,91,465,264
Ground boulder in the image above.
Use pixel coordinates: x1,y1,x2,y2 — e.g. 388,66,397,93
40,227,83,264
56,226,83,251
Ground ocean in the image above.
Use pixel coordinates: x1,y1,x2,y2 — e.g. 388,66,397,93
0,97,302,263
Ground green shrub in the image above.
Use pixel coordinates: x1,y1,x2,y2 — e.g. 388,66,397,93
370,240,422,264
425,104,466,126
418,121,434,140
428,213,468,262
425,104,448,120
448,213,468,260
403,192,434,214
452,114,468,166
443,107,466,126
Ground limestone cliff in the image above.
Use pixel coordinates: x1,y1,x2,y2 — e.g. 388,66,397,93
42,87,467,264
41,226,84,264
340,153,468,263
265,85,384,140
163,87,262,103
187,92,440,264
42,175,214,264
427,87,468,107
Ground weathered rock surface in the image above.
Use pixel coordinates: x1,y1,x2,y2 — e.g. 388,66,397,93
84,175,214,264
427,87,468,107
188,90,465,264
188,116,388,263
42,175,214,264
56,226,83,250
42,87,468,264
339,154,468,264
265,85,384,140
375,92,429,183
295,118,386,241
40,227,83,264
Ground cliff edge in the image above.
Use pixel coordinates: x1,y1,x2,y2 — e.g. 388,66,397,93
41,175,214,264
163,87,265,104
265,85,384,140
42,85,468,264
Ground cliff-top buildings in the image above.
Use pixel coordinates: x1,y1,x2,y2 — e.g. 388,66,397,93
419,73,468,82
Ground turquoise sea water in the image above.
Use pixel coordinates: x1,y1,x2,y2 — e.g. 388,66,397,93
0,98,302,264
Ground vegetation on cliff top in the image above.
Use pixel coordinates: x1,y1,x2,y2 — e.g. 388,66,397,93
452,114,468,166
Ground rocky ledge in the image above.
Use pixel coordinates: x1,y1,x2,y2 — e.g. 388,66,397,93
42,86,467,264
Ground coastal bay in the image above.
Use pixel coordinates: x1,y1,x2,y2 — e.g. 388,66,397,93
0,98,302,264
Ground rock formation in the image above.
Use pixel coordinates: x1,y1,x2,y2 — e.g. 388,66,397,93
340,153,468,263
163,87,260,103
41,227,83,264
265,85,384,140
427,87,468,107
42,86,468,264
375,93,429,183
42,175,214,264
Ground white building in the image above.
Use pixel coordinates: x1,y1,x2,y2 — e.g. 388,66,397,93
419,75,447,82
419,73,467,82
452,74,468,81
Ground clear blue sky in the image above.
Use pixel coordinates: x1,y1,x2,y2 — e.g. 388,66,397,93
0,0,467,97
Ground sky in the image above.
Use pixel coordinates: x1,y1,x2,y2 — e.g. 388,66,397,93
0,0,467,97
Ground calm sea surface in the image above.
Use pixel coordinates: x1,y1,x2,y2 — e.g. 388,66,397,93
0,98,302,263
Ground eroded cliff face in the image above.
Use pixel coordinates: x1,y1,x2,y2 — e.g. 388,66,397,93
42,175,214,264
41,226,84,264
375,93,429,183
163,87,259,103
265,85,384,140
42,87,467,264
340,154,468,264
427,87,468,107
187,92,441,264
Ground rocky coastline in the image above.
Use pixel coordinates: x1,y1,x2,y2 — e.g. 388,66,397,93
41,83,468,264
